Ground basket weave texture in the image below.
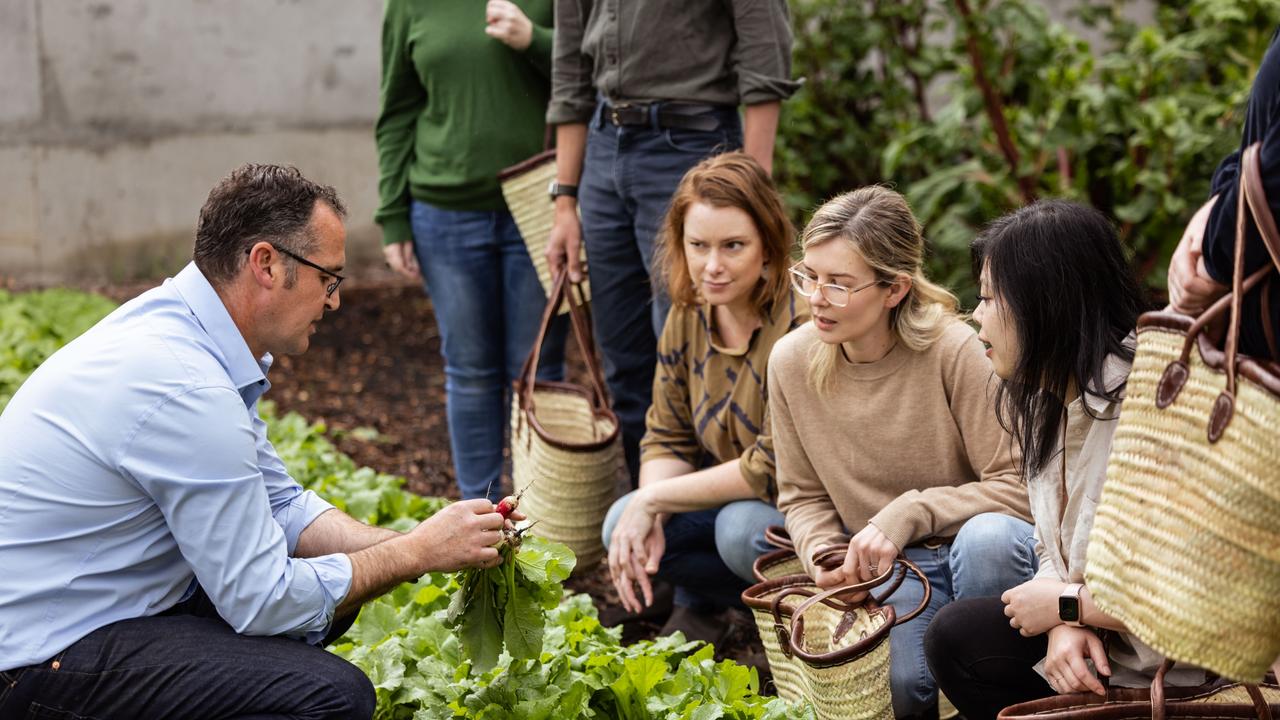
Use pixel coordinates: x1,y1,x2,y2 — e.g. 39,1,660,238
511,389,618,568
790,602,892,720
743,557,930,720
499,157,590,313
1087,324,1280,681
744,577,813,704
1086,143,1280,683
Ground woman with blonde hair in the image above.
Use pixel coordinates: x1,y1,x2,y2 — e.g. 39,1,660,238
769,186,1034,716
602,152,807,642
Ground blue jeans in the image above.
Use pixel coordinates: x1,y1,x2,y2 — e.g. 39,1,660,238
0,588,372,719
410,201,566,501
602,492,781,609
580,102,743,481
882,513,1038,717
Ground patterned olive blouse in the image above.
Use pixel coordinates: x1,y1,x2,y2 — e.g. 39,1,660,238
639,294,808,502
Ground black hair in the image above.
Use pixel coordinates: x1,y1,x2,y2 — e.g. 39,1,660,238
972,199,1146,477
194,164,346,287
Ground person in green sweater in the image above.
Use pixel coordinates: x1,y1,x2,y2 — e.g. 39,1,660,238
375,0,565,501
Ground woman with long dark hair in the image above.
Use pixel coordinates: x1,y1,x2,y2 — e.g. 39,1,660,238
924,200,1204,719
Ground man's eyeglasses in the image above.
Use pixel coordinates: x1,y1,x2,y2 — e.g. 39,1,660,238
789,266,885,308
247,244,345,297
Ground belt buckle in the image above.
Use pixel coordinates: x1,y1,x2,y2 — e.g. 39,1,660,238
609,102,635,126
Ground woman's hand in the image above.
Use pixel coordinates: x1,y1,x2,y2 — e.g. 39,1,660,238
1002,577,1068,636
1043,624,1111,696
484,0,533,51
607,490,666,613
845,524,899,584
383,242,420,281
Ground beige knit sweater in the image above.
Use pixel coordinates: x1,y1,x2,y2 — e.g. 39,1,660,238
769,320,1032,574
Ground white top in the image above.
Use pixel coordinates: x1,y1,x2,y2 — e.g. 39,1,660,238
1028,343,1203,688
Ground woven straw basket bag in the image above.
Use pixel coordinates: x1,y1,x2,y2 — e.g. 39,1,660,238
742,548,931,720
511,269,620,569
1086,143,1280,682
998,660,1280,720
498,149,591,314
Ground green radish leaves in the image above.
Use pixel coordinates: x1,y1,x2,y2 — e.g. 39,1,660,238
447,532,578,672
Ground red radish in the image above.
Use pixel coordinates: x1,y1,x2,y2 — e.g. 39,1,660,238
496,495,518,518
495,480,535,519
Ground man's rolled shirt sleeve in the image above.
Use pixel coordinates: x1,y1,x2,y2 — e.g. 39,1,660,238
548,0,597,124
252,409,337,555
728,0,803,105
119,387,352,642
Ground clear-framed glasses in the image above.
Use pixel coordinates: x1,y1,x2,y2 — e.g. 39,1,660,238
788,266,885,307
247,244,346,297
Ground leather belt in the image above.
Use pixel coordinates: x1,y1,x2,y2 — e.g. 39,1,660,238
603,102,726,132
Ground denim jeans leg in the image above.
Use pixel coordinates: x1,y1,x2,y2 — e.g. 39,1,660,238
949,512,1039,599
713,500,784,583
883,544,955,717
0,614,374,719
580,122,658,482
411,201,507,501
619,108,744,338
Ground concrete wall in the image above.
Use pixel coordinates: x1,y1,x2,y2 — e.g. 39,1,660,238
0,0,384,285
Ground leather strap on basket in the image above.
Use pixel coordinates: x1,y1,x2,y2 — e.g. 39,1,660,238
764,525,795,551
1156,143,1280,442
517,268,610,417
787,557,932,668
1148,659,1274,720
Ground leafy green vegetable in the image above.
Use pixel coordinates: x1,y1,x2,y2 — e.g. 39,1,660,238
0,288,117,412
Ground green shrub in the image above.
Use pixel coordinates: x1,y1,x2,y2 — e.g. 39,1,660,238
776,0,1280,304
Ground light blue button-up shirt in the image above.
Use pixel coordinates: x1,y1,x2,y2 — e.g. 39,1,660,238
0,263,352,671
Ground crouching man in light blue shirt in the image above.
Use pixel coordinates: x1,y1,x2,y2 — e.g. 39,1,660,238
0,165,508,720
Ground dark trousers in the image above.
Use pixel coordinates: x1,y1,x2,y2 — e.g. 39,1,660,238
924,596,1054,720
0,589,373,720
579,100,743,481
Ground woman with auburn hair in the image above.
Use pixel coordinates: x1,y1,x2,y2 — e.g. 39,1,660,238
924,201,1204,720
602,152,807,643
769,186,1035,716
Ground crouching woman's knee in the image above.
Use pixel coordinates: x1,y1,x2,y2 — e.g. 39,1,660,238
950,512,1038,598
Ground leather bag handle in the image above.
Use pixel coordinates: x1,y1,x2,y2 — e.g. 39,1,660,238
787,557,932,667
1156,142,1280,442
1148,659,1274,720
764,525,794,551
517,268,610,417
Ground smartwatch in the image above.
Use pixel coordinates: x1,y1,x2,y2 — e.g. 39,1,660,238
548,181,578,201
1059,583,1085,627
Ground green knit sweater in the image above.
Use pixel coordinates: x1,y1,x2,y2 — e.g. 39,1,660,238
374,0,553,246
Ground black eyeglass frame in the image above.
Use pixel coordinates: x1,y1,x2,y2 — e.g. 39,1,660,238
246,244,345,297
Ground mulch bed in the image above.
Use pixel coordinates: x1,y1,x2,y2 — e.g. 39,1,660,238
100,275,766,673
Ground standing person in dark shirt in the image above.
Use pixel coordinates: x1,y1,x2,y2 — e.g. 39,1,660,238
543,0,801,481
1168,27,1280,357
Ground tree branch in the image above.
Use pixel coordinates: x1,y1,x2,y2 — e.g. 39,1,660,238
953,0,1036,204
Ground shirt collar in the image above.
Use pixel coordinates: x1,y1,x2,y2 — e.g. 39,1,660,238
170,262,271,393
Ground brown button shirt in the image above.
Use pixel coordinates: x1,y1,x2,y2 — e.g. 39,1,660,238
547,0,802,124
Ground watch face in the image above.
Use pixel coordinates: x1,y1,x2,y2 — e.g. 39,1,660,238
1059,595,1081,623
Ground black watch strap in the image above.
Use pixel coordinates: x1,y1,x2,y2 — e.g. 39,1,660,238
549,181,579,200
